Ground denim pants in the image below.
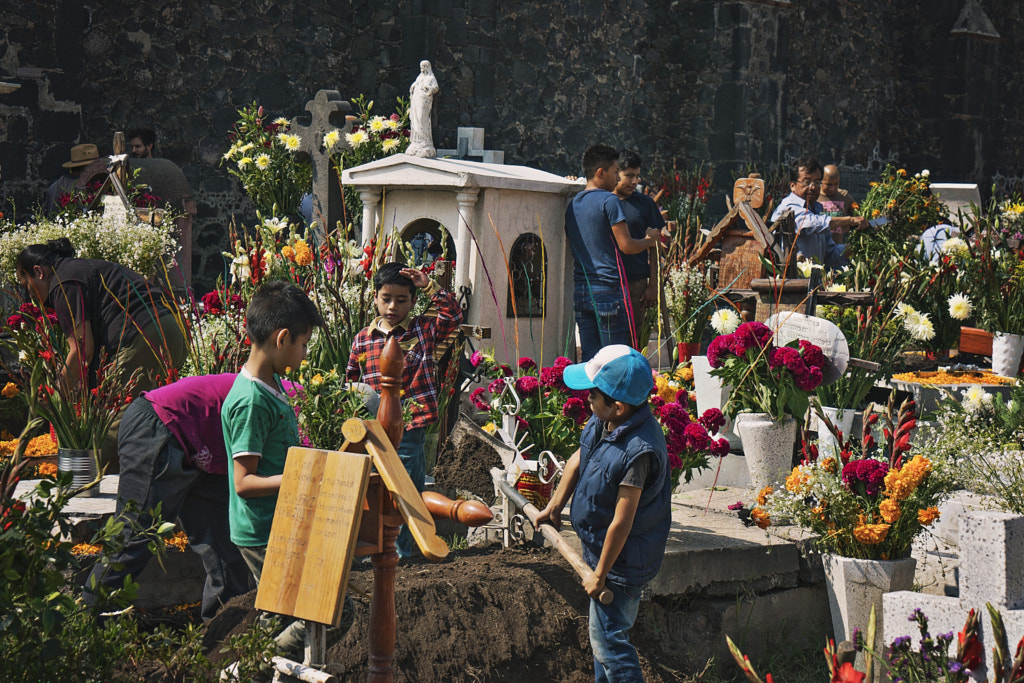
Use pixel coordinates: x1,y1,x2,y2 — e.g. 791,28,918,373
395,426,426,559
574,284,634,361
238,545,307,657
83,397,251,621
590,581,644,683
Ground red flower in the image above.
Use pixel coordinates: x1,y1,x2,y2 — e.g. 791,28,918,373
832,662,865,683
39,350,53,362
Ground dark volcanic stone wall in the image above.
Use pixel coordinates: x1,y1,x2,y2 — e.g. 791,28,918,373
1,0,1022,291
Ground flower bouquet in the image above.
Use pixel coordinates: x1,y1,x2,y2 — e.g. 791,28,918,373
996,197,1024,247
663,261,715,361
851,166,945,257
650,369,729,487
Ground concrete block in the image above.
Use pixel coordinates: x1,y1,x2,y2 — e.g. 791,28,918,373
822,554,916,656
960,512,1024,610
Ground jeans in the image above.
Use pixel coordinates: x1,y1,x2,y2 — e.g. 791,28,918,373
590,581,644,683
574,284,633,361
83,397,251,621
238,545,308,657
395,427,426,559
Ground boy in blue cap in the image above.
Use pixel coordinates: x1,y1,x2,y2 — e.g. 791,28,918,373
535,344,671,682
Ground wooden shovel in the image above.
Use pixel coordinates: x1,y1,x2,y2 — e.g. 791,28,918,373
493,470,613,604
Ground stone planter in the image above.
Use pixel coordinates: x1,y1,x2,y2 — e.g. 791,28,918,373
822,553,916,661
992,332,1024,377
57,447,99,497
816,406,856,456
734,413,796,490
692,356,741,451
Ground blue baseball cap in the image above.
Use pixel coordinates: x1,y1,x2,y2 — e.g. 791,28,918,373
562,345,654,406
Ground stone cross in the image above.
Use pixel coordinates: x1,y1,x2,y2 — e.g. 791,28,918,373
290,89,354,241
884,511,1024,682
436,127,505,164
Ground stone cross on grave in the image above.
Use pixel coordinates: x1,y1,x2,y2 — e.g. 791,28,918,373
884,511,1024,682
290,89,354,241
435,127,505,164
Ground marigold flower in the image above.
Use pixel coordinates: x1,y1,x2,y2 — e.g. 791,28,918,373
36,462,57,478
786,467,810,494
293,240,313,266
880,498,901,524
1,382,18,399
751,508,770,529
756,486,773,506
853,517,890,544
917,506,940,525
821,457,838,474
884,454,932,501
281,245,295,262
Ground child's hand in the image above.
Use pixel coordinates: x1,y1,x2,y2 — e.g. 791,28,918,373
533,503,562,532
582,570,606,599
399,268,430,288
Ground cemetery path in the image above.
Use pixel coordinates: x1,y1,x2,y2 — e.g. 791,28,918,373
201,545,690,682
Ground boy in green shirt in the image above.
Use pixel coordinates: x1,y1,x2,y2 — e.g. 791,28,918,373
222,280,325,655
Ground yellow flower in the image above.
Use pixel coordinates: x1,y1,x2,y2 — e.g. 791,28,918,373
255,153,271,170
853,516,891,544
785,467,810,494
274,117,290,126
751,508,770,529
672,366,694,382
36,462,57,478
756,486,773,506
821,457,838,474
345,130,368,147
282,134,301,152
293,239,313,266
357,352,367,364
880,498,901,523
2,382,19,399
918,506,940,526
323,129,340,150
898,168,907,177
482,422,497,434
884,454,932,501
300,359,309,367
654,375,678,403
382,138,400,153
369,116,386,132
311,373,324,387
281,245,295,262
237,157,252,169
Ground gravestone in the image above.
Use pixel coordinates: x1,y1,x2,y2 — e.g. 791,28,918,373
436,127,505,164
290,90,354,240
884,511,1024,682
766,311,850,383
931,183,982,227
256,447,371,626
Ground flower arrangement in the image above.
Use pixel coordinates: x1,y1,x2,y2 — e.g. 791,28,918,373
898,243,974,354
996,197,1024,245
286,361,374,451
852,166,945,254
650,370,729,486
651,160,714,260
758,397,954,560
663,262,714,347
222,103,312,218
708,321,825,420
0,212,178,286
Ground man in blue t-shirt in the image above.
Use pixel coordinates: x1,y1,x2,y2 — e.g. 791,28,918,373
564,144,662,361
614,150,666,349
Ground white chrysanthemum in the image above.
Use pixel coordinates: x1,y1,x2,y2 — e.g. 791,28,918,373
282,134,301,152
826,284,847,293
948,293,973,321
277,132,289,145
905,310,935,341
255,153,271,170
274,117,290,126
345,130,368,147
323,130,340,150
369,116,386,132
921,169,930,178
710,308,741,335
797,261,813,278
385,118,400,131
962,384,993,413
237,157,252,170
382,138,400,153
942,237,968,256
895,302,916,319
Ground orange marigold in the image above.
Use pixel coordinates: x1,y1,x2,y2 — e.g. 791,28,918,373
165,530,189,552
853,520,890,545
36,462,57,478
756,486,773,506
293,239,313,266
751,508,771,529
884,454,932,501
821,457,838,474
281,245,295,262
918,506,940,526
2,382,19,399
786,467,810,494
880,498,901,524
71,542,102,555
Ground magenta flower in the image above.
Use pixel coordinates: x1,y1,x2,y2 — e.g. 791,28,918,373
841,459,889,496
498,364,514,377
799,340,826,370
796,366,823,392
675,388,689,408
554,356,573,369
728,501,745,511
539,365,567,390
470,387,489,410
707,334,733,368
517,357,537,371
710,437,731,457
515,375,540,395
18,302,40,317
6,314,26,330
562,396,590,425
668,452,684,470
487,378,505,394
698,408,726,435
684,422,710,451
470,350,484,367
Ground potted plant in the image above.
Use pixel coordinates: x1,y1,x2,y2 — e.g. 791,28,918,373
754,396,955,658
977,245,1024,376
663,261,714,363
707,321,825,488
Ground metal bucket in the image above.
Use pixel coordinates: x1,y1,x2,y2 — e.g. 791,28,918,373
57,448,99,497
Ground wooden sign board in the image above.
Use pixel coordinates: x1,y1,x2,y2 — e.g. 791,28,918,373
255,447,371,625
766,311,850,384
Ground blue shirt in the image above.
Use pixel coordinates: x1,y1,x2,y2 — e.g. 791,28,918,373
564,189,628,289
619,191,666,280
771,191,846,271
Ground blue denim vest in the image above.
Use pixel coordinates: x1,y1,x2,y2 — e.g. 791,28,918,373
570,405,671,586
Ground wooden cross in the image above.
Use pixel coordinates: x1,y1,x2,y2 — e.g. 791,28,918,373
290,90,354,241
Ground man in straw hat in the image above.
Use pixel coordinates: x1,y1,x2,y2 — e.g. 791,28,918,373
44,143,99,215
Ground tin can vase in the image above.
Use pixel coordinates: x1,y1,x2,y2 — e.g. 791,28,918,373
57,447,99,497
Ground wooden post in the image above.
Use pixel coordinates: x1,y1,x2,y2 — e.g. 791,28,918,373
368,335,404,683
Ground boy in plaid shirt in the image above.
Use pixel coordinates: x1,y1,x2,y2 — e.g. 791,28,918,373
346,262,463,558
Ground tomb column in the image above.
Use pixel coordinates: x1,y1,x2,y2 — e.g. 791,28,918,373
455,188,479,294
358,187,382,246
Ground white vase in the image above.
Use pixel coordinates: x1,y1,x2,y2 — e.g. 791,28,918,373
816,406,856,456
733,413,796,490
992,332,1024,377
822,553,916,663
692,356,741,450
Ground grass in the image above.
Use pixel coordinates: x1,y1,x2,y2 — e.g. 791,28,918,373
678,644,830,682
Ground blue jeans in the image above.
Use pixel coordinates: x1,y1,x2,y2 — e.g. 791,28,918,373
574,284,633,361
590,581,644,683
395,427,426,559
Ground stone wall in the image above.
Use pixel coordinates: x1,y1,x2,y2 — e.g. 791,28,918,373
1,0,1022,291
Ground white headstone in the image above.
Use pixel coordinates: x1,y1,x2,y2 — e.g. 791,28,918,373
766,311,850,383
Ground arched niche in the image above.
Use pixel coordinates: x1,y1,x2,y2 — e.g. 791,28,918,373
400,218,456,267
507,233,546,318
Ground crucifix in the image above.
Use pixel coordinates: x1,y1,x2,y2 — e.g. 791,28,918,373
290,89,355,243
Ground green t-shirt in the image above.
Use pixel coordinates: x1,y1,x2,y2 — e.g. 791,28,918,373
222,369,299,547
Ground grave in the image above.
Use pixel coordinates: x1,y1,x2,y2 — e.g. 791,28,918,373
435,127,505,164
884,510,1024,682
343,154,582,367
931,182,982,227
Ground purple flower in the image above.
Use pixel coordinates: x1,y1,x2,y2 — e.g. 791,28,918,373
799,340,825,370
710,438,730,457
487,378,505,394
470,387,490,410
728,501,745,510
470,350,484,367
698,408,726,435
515,375,540,395
517,357,537,371
707,334,733,368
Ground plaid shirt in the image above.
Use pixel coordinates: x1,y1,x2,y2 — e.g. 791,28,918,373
346,280,463,430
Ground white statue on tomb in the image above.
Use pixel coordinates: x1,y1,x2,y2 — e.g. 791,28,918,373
407,60,439,158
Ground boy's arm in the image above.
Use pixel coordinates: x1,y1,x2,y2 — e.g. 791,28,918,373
232,455,283,498
534,448,581,531
582,484,642,598
612,222,662,255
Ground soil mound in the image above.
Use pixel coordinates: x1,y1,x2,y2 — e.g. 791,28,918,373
202,546,687,682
